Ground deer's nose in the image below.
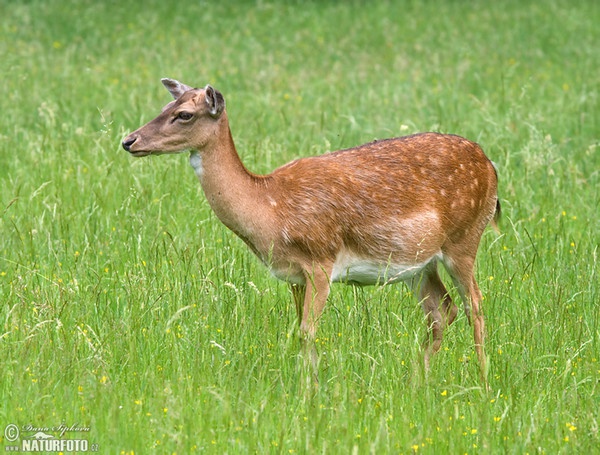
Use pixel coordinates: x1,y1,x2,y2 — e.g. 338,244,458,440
122,136,137,152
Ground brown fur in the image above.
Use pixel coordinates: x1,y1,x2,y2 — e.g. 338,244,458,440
123,80,499,382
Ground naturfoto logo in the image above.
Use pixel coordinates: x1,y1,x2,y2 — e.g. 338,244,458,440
3,423,98,453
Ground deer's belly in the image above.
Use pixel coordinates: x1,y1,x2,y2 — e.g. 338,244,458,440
268,251,440,286
331,252,439,285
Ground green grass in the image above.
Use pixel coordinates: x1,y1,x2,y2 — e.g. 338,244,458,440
1,0,599,453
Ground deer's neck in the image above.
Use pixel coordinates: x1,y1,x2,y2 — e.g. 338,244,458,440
189,117,272,256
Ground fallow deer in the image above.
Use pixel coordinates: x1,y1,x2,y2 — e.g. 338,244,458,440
122,79,500,381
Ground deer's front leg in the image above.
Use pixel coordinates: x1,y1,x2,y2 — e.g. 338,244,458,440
295,263,332,378
299,263,332,339
290,283,305,326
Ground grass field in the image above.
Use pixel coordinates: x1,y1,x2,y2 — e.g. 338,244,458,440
1,0,598,453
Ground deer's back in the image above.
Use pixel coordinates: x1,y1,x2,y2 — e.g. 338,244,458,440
265,133,498,263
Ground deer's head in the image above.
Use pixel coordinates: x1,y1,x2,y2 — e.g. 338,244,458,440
122,78,225,157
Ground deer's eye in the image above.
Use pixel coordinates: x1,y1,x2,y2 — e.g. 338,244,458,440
177,111,193,121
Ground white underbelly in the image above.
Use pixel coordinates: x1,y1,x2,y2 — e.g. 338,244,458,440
331,252,438,285
269,264,305,285
268,252,440,286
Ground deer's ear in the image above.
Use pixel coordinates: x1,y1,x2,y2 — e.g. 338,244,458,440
204,85,225,118
161,78,193,99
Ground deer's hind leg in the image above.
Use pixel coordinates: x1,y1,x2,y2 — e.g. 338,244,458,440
442,250,487,384
413,262,457,370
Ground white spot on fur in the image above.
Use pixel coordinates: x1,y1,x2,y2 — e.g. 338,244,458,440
281,227,292,244
189,151,203,179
